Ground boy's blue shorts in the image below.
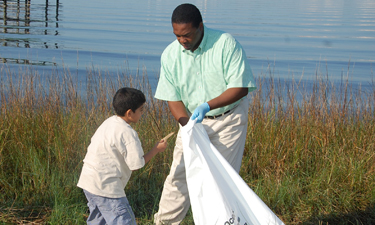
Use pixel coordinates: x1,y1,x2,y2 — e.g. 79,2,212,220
83,190,137,225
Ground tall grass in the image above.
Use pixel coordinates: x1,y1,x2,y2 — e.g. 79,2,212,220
0,62,374,224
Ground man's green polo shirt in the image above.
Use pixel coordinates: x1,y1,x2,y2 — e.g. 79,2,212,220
154,25,256,116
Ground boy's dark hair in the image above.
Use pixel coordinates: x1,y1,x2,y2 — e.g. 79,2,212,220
113,87,146,116
171,3,202,28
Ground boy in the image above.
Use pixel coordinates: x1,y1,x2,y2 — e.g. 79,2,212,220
77,87,168,225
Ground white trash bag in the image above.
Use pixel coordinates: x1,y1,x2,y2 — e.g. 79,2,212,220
182,119,284,225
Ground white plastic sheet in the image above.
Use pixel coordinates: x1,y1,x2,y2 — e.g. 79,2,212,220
182,119,284,225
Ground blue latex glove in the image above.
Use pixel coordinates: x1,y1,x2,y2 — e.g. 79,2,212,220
191,102,210,123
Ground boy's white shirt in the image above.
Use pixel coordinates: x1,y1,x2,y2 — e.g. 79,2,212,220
77,115,145,198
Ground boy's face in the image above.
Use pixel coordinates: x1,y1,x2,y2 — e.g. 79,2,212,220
130,103,146,123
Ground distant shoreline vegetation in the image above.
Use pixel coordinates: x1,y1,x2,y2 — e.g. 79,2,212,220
0,62,374,224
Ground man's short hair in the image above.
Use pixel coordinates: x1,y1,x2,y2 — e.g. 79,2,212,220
171,3,202,28
113,87,146,116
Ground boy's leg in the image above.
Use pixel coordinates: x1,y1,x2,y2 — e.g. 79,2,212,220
102,196,136,225
84,190,106,225
84,190,137,225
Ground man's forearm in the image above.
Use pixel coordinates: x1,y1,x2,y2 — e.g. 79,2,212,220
167,88,247,125
168,101,189,126
207,87,248,110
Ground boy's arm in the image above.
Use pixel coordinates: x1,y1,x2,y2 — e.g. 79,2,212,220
143,139,167,164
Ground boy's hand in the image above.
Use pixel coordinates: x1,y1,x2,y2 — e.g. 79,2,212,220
155,139,167,153
145,139,168,164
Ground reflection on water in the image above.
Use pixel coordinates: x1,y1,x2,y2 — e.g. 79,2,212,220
0,0,374,83
1,0,60,65
1,57,57,66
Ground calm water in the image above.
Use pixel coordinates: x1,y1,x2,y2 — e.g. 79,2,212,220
1,0,374,88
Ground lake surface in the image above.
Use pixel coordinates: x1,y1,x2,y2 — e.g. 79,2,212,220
1,0,374,88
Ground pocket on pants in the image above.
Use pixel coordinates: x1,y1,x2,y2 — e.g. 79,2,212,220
112,202,136,225
114,205,128,216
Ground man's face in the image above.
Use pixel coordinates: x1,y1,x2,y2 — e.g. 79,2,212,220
172,22,203,52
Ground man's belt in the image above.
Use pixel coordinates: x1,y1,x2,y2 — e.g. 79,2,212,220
204,110,231,119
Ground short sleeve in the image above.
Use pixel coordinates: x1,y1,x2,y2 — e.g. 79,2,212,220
223,37,256,92
119,131,145,171
154,45,182,101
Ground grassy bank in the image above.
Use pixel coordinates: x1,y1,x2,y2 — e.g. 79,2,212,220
0,63,374,224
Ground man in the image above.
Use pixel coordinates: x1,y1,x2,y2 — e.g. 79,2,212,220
153,3,256,224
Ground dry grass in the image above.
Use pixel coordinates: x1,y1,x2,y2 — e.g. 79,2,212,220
0,62,374,224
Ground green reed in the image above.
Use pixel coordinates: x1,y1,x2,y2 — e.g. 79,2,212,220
0,62,374,224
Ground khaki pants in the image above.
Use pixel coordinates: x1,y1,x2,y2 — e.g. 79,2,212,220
154,97,250,225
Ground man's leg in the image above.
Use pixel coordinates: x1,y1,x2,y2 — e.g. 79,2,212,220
154,98,250,224
203,97,250,172
154,129,191,225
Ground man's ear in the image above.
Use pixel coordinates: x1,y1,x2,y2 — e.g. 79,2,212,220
198,22,203,31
